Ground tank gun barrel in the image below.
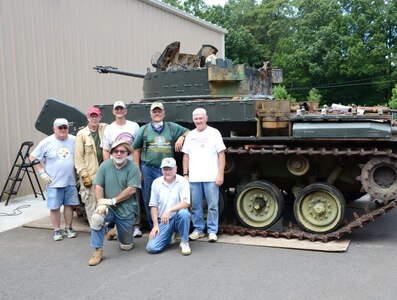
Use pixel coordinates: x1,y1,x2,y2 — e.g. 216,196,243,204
93,65,145,78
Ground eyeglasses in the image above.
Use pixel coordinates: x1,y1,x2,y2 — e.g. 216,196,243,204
113,149,127,154
89,114,100,118
57,126,68,130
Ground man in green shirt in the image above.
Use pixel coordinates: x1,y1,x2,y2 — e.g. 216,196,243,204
88,140,141,266
133,102,189,229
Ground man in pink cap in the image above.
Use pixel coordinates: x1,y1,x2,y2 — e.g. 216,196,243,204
75,107,108,226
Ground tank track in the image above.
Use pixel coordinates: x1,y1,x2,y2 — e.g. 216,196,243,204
220,146,397,242
226,146,397,158
219,199,397,242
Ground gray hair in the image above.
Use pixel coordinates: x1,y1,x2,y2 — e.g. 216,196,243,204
192,108,207,117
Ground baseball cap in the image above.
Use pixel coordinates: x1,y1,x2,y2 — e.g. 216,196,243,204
113,101,126,109
150,101,164,111
87,107,101,116
160,157,176,168
53,118,69,127
110,140,133,155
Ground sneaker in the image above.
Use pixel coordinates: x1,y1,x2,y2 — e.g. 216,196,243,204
133,226,142,238
53,230,63,241
106,227,117,241
189,230,205,241
208,233,218,242
179,242,191,256
64,227,77,238
88,248,104,266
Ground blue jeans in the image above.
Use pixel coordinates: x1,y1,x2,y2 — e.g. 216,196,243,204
90,208,135,249
146,209,190,254
190,182,219,234
141,163,162,229
46,185,79,209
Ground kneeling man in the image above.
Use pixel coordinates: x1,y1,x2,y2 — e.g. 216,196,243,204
146,157,191,255
88,140,141,266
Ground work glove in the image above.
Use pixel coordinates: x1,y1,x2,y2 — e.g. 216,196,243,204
95,204,109,215
91,205,108,230
82,175,92,187
97,198,115,206
38,169,53,185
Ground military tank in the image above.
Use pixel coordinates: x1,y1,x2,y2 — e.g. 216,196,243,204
37,41,397,241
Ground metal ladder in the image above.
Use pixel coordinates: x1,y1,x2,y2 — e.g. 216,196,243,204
0,141,45,205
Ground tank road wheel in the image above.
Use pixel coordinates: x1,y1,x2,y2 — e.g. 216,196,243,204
360,157,397,201
235,180,284,229
287,155,310,176
294,183,345,234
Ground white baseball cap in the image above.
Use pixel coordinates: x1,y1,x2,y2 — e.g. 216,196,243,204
150,101,164,111
113,101,126,109
160,157,176,168
53,118,69,127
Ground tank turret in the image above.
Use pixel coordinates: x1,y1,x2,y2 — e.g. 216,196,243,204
94,41,283,102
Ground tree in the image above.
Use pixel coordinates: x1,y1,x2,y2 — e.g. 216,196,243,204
273,85,295,101
307,88,321,102
164,0,397,106
388,84,397,109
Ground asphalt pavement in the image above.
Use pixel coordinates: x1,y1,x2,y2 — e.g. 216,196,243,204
0,195,396,299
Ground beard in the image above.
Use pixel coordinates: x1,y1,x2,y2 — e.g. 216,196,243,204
114,157,127,165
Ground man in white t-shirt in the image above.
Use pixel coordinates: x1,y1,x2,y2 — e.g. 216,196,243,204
29,118,80,241
101,100,142,238
101,101,140,160
182,108,226,242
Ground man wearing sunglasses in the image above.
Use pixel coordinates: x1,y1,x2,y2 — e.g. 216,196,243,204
30,118,80,241
88,140,141,266
101,100,142,239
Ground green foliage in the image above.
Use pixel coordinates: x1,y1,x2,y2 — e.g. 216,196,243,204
307,88,321,102
388,84,397,109
163,0,397,106
273,85,295,101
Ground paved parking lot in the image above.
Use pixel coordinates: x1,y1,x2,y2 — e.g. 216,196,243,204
1,195,396,299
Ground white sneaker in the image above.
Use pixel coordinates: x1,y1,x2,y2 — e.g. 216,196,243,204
179,242,191,255
189,230,205,241
133,226,142,238
208,233,218,242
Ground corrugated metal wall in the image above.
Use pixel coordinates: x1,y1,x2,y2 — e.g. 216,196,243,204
0,0,225,197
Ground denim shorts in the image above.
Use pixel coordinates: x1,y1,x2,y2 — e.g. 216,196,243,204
46,185,80,209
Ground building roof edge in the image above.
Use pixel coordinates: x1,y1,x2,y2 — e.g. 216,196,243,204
141,0,228,34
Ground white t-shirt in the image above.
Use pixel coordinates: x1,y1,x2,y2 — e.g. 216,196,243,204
101,120,140,151
182,126,226,182
31,134,76,187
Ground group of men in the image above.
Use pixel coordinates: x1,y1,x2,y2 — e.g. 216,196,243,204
29,100,226,266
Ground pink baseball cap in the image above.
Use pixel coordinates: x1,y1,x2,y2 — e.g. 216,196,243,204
87,107,101,116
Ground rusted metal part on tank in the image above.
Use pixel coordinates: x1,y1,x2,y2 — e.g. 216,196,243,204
225,146,397,159
218,198,397,242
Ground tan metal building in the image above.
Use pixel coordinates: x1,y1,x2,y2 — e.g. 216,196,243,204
0,0,226,198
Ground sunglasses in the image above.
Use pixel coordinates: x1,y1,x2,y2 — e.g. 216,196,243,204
113,149,127,154
57,126,68,130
